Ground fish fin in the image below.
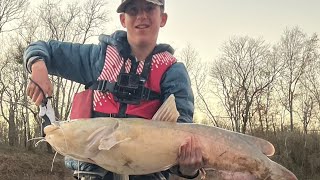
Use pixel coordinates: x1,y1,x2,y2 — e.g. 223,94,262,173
268,160,298,180
240,134,275,156
85,122,119,155
99,136,131,150
151,94,180,122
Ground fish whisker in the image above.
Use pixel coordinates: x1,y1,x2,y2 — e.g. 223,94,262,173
51,151,58,172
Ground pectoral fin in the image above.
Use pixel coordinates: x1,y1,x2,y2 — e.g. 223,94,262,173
99,136,131,150
85,122,119,155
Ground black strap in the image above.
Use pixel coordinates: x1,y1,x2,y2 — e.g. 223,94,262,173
140,50,154,81
141,86,160,100
117,103,128,118
129,55,138,73
89,80,116,93
177,168,200,179
92,111,140,118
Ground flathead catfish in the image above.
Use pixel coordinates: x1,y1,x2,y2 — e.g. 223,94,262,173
44,95,297,180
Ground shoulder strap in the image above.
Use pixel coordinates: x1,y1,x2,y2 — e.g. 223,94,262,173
140,44,174,81
88,33,175,117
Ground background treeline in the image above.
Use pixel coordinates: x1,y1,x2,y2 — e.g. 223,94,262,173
0,0,319,179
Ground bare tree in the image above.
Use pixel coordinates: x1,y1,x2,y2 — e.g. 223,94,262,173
33,0,110,121
178,44,219,126
253,85,273,134
298,34,319,134
0,0,28,33
276,27,318,132
0,0,111,149
0,0,29,147
211,36,280,133
0,56,25,146
37,0,109,42
76,0,110,43
179,44,199,71
12,38,38,149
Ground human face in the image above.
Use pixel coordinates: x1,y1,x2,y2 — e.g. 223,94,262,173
120,0,167,48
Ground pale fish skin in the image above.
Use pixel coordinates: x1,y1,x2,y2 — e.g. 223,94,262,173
44,96,297,180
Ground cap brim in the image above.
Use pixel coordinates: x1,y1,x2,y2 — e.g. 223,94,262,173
117,0,163,13
117,0,131,13
146,0,163,6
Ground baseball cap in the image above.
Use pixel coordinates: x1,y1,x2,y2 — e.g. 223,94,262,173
117,0,165,13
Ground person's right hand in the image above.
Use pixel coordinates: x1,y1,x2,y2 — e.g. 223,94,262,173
27,60,53,106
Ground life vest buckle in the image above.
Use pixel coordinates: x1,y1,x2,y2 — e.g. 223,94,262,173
97,80,115,93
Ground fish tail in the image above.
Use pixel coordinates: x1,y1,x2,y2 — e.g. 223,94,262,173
269,161,297,180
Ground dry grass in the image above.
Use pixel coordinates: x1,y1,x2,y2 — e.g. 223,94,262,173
0,145,73,180
251,130,320,180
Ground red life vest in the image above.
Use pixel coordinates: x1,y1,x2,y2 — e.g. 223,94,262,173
93,46,176,119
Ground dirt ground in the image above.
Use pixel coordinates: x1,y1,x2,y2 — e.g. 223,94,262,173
0,145,74,180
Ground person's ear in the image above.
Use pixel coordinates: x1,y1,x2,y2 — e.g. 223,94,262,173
120,13,126,28
160,13,168,27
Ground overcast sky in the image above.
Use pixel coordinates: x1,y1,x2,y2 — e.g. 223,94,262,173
107,0,320,61
31,0,320,61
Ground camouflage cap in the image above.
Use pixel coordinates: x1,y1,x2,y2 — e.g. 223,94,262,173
117,0,165,13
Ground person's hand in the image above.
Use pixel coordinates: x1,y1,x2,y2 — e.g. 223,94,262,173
178,135,204,177
27,60,53,106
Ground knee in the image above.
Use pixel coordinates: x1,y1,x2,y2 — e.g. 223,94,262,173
64,156,108,174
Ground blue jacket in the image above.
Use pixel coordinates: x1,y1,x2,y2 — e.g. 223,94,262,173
23,31,194,123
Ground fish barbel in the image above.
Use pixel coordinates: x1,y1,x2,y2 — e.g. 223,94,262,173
44,95,297,180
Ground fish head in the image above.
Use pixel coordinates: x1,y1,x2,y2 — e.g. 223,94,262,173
43,118,121,162
44,124,72,155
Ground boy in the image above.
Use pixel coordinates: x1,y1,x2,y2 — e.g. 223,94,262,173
24,0,204,179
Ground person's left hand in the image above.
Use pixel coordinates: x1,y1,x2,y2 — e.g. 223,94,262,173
177,135,204,177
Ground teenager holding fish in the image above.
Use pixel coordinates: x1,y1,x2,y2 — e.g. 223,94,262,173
23,0,204,179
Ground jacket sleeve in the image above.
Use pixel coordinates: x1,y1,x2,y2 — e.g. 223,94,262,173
160,62,194,123
23,40,107,85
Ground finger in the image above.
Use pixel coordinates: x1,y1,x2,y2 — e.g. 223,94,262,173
43,79,53,97
35,93,44,106
48,84,53,97
192,136,202,166
189,136,201,167
194,136,201,156
32,87,41,103
195,147,203,167
26,82,31,96
27,82,36,98
180,142,187,162
187,136,192,159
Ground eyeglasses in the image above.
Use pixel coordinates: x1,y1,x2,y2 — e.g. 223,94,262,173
124,3,159,16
